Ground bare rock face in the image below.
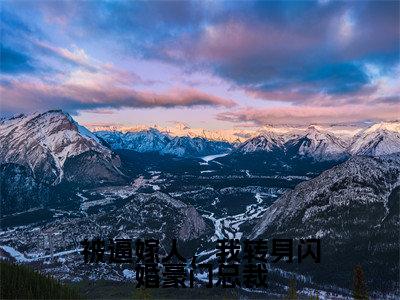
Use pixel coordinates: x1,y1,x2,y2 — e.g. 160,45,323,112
123,192,208,242
178,206,208,241
250,154,400,294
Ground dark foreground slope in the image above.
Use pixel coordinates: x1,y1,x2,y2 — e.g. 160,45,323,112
0,261,81,299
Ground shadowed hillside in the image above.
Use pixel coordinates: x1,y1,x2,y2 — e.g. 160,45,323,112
0,261,82,299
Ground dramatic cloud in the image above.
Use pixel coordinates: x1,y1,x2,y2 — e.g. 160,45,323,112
153,2,399,105
0,1,398,127
0,77,235,115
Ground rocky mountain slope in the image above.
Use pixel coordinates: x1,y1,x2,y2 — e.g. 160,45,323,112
0,110,126,215
0,110,125,185
349,122,400,156
250,154,400,294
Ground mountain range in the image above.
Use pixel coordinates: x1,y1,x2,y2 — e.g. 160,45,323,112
97,121,400,161
0,109,399,296
0,109,397,217
235,123,400,160
88,122,367,144
0,110,398,198
95,129,232,157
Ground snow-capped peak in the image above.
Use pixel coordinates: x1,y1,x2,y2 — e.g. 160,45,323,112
363,121,400,134
349,121,400,156
290,126,348,160
95,128,232,157
236,121,400,160
237,132,285,153
0,110,116,184
65,113,101,143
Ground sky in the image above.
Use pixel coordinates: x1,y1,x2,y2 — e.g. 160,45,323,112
1,0,399,130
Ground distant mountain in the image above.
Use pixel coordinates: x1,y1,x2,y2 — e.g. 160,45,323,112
235,126,349,161
236,132,285,153
285,126,349,160
95,129,232,157
250,154,400,293
235,122,399,161
91,123,253,143
162,136,231,157
88,122,365,144
95,129,171,154
94,121,399,161
349,122,400,156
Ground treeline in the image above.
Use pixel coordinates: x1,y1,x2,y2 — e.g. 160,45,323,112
284,265,369,299
0,261,82,299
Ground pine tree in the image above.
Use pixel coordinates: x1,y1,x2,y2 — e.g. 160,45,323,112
353,265,368,300
286,277,298,299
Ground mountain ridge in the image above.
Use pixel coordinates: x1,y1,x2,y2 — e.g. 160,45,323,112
95,120,399,160
235,122,399,160
1,111,398,165
95,129,232,157
249,153,400,293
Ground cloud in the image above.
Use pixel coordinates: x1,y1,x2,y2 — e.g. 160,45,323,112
217,105,400,126
79,109,116,115
34,41,95,71
0,7,236,116
1,1,398,123
154,2,399,105
0,76,235,115
163,20,319,64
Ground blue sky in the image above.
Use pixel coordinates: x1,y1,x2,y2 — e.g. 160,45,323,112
1,0,399,128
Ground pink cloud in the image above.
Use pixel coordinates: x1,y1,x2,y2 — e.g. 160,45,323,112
244,82,380,106
0,78,235,115
217,105,400,125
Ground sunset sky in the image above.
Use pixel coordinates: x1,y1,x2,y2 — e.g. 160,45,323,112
1,0,399,130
